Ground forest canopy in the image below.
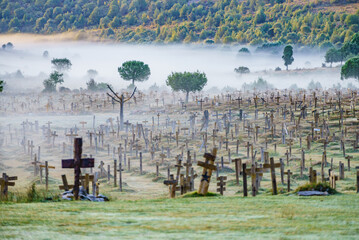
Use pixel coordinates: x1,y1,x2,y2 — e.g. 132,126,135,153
0,0,358,46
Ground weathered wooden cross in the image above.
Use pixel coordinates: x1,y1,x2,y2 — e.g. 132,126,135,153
217,176,227,195
39,161,55,191
197,148,217,195
0,173,17,199
61,138,94,200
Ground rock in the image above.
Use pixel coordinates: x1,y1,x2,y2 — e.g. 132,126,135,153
97,194,109,201
61,187,109,202
297,191,328,196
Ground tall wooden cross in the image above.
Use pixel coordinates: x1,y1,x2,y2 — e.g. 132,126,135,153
61,138,94,200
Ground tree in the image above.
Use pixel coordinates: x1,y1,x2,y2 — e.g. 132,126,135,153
341,57,359,80
238,47,250,54
234,66,250,74
282,45,294,70
43,79,56,92
254,8,266,24
43,71,64,92
118,60,151,86
0,79,3,92
106,85,136,130
43,50,49,58
87,69,98,78
87,79,97,91
166,71,207,103
325,48,343,67
49,71,64,85
342,33,359,58
51,58,72,72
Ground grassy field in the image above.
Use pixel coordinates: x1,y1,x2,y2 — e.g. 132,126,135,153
1,194,359,239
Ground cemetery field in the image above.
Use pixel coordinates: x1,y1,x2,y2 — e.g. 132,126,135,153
2,86,359,239
1,194,359,239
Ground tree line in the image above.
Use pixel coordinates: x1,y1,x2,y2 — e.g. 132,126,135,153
1,0,358,46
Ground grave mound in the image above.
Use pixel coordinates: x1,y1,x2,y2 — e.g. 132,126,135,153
182,191,220,198
295,182,337,195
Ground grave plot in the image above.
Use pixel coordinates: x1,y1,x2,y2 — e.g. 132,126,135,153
0,88,359,202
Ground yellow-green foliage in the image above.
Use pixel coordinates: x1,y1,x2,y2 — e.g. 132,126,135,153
1,0,357,46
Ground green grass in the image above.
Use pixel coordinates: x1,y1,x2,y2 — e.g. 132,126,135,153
1,194,359,239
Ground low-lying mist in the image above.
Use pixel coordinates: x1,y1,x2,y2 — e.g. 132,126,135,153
0,35,357,92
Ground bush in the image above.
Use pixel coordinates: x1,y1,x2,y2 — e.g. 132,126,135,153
27,183,39,202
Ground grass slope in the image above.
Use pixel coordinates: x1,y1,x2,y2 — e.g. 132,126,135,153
1,194,358,239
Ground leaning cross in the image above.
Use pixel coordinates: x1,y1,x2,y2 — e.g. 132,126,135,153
197,148,217,195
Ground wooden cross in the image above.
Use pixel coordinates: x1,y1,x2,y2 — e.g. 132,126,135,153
245,164,263,196
160,153,166,164
109,128,117,136
39,161,55,191
284,170,293,192
263,158,281,195
80,121,87,128
345,155,353,171
156,162,160,177
198,98,204,111
51,131,58,147
329,170,339,189
197,148,217,195
46,121,52,130
61,138,94,200
309,167,317,184
232,158,242,185
217,176,227,195
253,95,259,108
28,140,35,158
117,162,124,192
98,161,108,178
164,174,177,198
66,131,78,142
80,174,94,194
31,154,41,176
245,142,252,158
183,153,193,192
175,156,183,181
242,163,248,197
235,97,242,109
275,95,281,105
59,174,74,191
0,173,17,199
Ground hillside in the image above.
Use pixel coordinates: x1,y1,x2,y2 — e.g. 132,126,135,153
0,0,358,46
